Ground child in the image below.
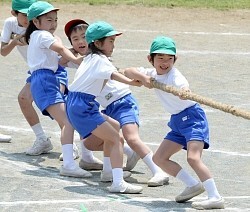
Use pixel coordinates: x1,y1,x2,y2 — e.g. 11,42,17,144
0,0,52,154
60,19,103,170
83,65,169,186
123,36,225,209
0,0,79,159
65,21,143,193
25,1,91,178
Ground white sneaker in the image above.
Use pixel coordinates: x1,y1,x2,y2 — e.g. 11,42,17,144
123,152,140,171
26,137,53,155
79,157,103,170
147,173,169,187
175,182,205,203
192,197,225,210
0,133,11,142
109,181,143,194
59,143,80,161
101,170,132,182
60,165,92,178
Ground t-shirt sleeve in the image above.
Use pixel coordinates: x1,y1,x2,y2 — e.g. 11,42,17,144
172,72,189,88
137,67,156,77
94,55,117,79
39,31,56,49
0,18,13,43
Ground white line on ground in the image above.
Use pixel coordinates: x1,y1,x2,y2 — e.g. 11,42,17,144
119,29,250,36
117,49,250,55
1,125,249,157
0,196,249,206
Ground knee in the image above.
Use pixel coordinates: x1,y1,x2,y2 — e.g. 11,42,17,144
123,135,138,147
187,156,200,168
18,91,32,105
152,153,162,167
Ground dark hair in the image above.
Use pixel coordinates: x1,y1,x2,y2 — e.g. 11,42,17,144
67,24,88,45
150,53,176,64
24,20,39,44
87,37,106,56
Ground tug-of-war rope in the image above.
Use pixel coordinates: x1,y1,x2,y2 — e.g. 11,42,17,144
150,78,250,120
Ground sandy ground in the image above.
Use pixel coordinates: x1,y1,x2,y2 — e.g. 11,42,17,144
0,3,250,212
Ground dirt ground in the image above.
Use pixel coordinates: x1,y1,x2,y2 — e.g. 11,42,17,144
0,3,250,212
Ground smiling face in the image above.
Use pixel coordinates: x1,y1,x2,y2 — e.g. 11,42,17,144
94,35,116,57
33,11,58,34
70,27,88,55
148,53,176,75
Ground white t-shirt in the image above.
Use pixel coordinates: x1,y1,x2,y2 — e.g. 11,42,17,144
0,17,27,61
69,54,116,96
27,30,58,73
138,67,195,115
96,80,131,108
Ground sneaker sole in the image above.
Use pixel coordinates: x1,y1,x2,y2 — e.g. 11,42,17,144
26,146,53,156
60,172,92,178
79,163,103,170
176,187,205,203
147,177,169,187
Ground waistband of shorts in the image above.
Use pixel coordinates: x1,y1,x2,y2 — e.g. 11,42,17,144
69,91,96,101
32,69,55,75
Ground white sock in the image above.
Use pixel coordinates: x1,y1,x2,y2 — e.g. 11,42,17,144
176,169,199,187
103,157,112,173
62,144,76,169
112,168,123,186
203,178,221,199
31,123,46,139
142,152,162,175
123,143,133,158
80,139,94,162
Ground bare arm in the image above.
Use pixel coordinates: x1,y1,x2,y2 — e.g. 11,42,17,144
111,71,142,87
58,48,79,67
50,40,83,65
123,67,153,88
0,34,26,56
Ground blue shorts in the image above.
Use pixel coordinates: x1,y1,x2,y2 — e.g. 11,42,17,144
101,93,139,127
66,92,106,139
30,69,65,116
26,65,68,87
165,104,209,149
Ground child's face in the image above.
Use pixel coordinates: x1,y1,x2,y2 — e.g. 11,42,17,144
70,28,88,55
95,35,116,57
12,11,29,28
33,11,58,34
148,53,175,75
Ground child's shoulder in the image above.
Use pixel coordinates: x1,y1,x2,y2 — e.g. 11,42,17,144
3,16,17,25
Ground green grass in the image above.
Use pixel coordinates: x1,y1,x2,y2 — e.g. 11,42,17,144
2,0,250,10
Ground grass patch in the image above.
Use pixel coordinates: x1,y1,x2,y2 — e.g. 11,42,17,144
2,0,250,9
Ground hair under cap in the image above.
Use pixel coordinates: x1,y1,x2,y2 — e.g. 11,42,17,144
12,0,37,14
85,21,122,44
27,1,59,21
150,36,176,55
64,19,89,38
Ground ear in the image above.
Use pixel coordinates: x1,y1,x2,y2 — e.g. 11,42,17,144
94,40,102,49
32,18,39,27
147,55,153,65
174,55,178,64
11,10,17,17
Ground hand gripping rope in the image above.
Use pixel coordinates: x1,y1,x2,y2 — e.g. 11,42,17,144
150,78,250,120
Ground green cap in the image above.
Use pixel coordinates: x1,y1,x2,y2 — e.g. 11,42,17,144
12,0,37,14
27,1,59,21
150,36,176,55
86,21,122,44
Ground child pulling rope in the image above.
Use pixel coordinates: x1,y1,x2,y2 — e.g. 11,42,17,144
150,78,250,120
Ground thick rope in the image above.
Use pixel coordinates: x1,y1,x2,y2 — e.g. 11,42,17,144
150,78,250,120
